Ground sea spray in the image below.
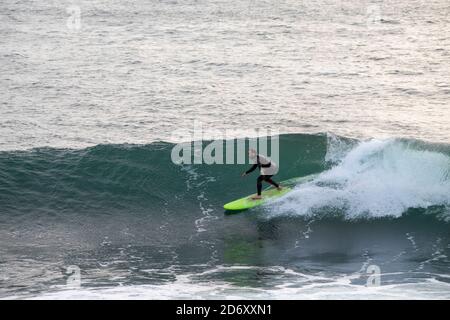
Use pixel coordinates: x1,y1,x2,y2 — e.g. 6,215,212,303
269,138,450,219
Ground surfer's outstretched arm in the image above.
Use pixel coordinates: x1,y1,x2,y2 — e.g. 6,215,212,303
243,164,258,175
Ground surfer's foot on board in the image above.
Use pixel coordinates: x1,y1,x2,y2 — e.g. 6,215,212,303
250,195,262,200
277,186,283,191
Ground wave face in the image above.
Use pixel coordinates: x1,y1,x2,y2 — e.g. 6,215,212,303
270,136,450,220
0,134,327,218
2,134,446,221
1,133,449,299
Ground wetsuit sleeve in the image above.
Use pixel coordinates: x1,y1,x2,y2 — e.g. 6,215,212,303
260,162,271,168
245,164,258,174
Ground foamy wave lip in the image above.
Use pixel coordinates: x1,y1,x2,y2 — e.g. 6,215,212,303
268,138,450,219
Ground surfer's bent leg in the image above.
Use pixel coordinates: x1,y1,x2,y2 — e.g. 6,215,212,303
264,176,280,188
257,175,280,195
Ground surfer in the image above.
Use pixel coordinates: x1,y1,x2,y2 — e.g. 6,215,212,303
242,149,282,200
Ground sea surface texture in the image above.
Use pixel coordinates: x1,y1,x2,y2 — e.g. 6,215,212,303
0,0,449,299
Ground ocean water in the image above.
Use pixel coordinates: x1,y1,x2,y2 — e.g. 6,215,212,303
0,0,449,299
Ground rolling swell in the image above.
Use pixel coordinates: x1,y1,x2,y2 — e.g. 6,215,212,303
0,136,319,216
0,133,449,222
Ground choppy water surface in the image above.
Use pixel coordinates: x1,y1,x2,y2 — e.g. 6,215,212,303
1,0,449,150
0,0,449,299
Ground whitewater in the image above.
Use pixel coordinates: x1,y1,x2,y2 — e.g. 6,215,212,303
269,137,450,220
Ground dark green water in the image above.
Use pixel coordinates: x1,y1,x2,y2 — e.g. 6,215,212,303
0,133,449,299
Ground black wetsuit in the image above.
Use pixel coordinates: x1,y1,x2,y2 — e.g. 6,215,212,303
245,155,280,196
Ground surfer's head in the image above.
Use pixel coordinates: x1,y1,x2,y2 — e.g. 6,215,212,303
248,148,257,159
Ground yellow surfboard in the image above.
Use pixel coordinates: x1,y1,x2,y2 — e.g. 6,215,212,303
223,174,319,212
223,187,292,211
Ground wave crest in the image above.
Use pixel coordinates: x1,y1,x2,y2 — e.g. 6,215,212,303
270,138,450,219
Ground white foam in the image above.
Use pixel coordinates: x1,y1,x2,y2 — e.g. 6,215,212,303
10,266,450,300
269,138,450,219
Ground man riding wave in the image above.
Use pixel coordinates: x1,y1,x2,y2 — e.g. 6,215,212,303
242,149,282,200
